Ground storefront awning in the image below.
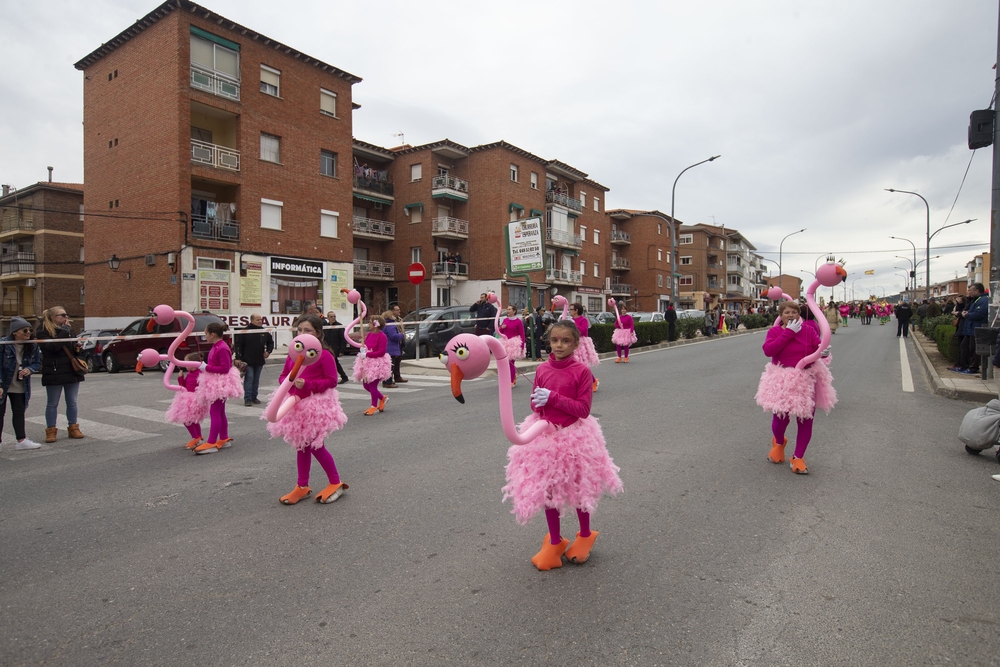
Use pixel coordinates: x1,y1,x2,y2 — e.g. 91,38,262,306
354,193,393,206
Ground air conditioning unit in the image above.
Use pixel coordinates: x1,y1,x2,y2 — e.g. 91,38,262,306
25,279,36,287
372,202,383,210
145,254,156,266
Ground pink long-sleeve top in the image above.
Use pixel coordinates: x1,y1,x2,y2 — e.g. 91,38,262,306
364,330,387,358
177,368,200,392
762,323,821,368
499,316,525,345
279,348,338,398
572,315,590,338
617,314,635,331
530,355,593,428
204,339,233,374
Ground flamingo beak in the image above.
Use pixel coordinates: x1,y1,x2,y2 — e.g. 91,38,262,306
287,355,306,383
450,363,465,404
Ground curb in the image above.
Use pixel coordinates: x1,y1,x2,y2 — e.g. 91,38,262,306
910,334,993,402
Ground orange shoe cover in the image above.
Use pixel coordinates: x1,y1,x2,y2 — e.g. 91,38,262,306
216,437,233,449
316,482,349,503
184,437,203,450
194,440,219,455
280,485,311,505
565,530,599,564
531,533,569,571
615,357,622,363
592,378,599,392
790,456,809,474
377,395,388,412
623,357,629,363
767,437,787,464
363,406,377,416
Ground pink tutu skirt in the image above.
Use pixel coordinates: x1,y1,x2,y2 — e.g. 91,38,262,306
352,352,392,383
264,388,348,451
195,367,243,403
754,361,837,420
611,328,638,346
500,334,525,361
572,337,600,368
165,390,208,426
502,414,623,525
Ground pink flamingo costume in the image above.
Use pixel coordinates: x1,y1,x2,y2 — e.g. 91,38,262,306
444,331,622,571
166,369,209,448
264,335,349,504
609,298,637,361
755,260,844,473
492,293,526,386
553,295,600,391
340,289,392,414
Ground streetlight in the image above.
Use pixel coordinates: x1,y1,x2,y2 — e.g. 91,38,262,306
891,235,917,296
925,219,975,289
813,252,831,274
851,277,863,301
108,254,121,271
670,155,720,307
779,228,807,294
885,188,930,298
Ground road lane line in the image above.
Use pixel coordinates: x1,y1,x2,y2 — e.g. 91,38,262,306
900,337,914,393
98,405,170,423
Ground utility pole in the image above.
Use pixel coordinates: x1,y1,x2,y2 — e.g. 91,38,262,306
992,4,1000,322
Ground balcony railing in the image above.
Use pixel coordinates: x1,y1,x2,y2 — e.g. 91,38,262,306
431,216,469,238
0,252,35,275
191,139,240,172
432,262,469,277
610,230,631,244
611,257,631,270
610,282,632,295
0,214,34,234
191,214,240,242
352,216,395,240
707,281,720,290
431,175,469,196
352,175,394,198
353,260,395,280
545,227,583,248
545,268,582,284
545,190,583,212
190,63,240,101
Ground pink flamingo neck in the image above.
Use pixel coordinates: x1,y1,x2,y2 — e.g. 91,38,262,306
482,335,550,446
493,294,503,333
163,310,199,391
343,301,367,349
610,300,622,328
797,278,831,369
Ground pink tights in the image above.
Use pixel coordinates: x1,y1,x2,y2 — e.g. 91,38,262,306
616,345,630,359
297,444,340,488
545,507,591,544
185,423,202,439
771,413,814,458
362,380,384,407
208,400,228,443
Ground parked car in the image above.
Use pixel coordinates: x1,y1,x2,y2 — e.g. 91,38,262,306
677,309,706,320
102,313,230,373
633,312,665,322
78,328,120,373
400,306,478,359
590,312,617,325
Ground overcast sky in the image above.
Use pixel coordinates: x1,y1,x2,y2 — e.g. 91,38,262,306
2,0,997,297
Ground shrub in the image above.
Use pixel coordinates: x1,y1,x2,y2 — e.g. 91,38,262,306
920,314,955,340
740,313,769,330
935,324,959,363
678,318,703,339
590,323,614,353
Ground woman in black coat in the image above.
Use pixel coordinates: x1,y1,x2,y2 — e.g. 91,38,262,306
35,306,85,443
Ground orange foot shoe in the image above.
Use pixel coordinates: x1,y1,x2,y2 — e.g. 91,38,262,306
363,406,378,416
565,530,599,564
623,357,629,363
790,456,809,474
194,440,219,455
280,485,311,505
216,437,233,449
377,395,388,412
592,378,599,392
615,357,622,363
184,437,204,451
767,437,788,464
316,482,349,503
531,533,569,571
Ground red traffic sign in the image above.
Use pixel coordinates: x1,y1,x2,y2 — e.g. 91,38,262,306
408,262,426,285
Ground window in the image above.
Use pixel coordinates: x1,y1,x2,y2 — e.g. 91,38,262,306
411,164,422,181
79,245,85,262
580,190,586,207
530,172,538,189
658,249,663,261
593,197,599,211
579,226,586,241
679,234,693,244
411,247,422,264
320,150,337,177
260,133,280,163
260,65,280,96
679,275,693,286
589,297,602,313
728,275,741,286
320,210,338,238
410,207,422,224
666,253,671,264
510,210,519,222
197,258,231,271
580,261,586,276
593,229,600,245
680,256,692,265
657,223,662,235
320,89,337,117
190,33,239,79
510,164,519,182
658,274,663,288
594,263,599,278
261,198,282,230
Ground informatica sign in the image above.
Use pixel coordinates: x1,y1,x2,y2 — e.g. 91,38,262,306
508,217,543,273
269,256,324,278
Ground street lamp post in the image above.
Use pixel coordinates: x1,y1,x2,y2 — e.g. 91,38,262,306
886,188,930,298
670,155,721,308
779,228,807,295
890,235,917,298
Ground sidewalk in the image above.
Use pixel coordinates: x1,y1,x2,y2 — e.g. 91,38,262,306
911,329,995,402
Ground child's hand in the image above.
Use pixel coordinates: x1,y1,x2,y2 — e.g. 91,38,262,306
199,362,208,371
531,387,551,407
293,378,305,389
786,318,803,333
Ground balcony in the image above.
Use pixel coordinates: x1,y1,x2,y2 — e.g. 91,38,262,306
354,260,395,281
431,216,469,240
191,214,240,243
545,268,582,285
0,212,34,237
191,139,240,172
352,175,394,202
546,226,583,250
190,63,240,101
2,289,31,317
432,262,469,279
545,190,583,212
610,282,632,296
352,216,395,241
431,175,469,202
610,230,631,245
707,280,720,290
0,252,35,276
611,257,631,271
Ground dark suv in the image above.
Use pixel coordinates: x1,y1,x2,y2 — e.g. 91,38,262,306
401,306,478,359
102,313,230,373
78,328,120,373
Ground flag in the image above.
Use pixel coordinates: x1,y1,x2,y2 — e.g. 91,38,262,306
864,269,875,275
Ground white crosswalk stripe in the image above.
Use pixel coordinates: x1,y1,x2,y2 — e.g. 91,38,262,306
25,416,158,443
98,405,172,424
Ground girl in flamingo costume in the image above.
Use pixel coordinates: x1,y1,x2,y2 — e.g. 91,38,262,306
443,320,622,571
610,299,637,363
553,295,600,391
340,289,392,415
755,260,845,474
495,297,526,387
264,314,349,505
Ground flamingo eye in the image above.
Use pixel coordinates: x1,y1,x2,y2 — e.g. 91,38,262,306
452,344,470,360
306,349,318,358
293,341,304,352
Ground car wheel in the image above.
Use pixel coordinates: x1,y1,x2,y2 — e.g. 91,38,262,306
104,352,120,374
157,351,171,372
86,356,97,374
419,343,433,359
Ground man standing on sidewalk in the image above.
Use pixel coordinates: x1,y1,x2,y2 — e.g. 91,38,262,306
470,293,497,336
324,311,350,384
953,283,989,375
382,305,408,387
894,300,913,338
234,313,273,406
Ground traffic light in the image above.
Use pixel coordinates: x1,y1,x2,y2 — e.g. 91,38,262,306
968,109,993,150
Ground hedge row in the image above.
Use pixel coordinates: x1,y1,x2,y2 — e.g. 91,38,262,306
919,314,961,362
586,313,772,354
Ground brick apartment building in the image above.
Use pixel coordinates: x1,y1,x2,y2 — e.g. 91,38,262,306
677,223,727,310
604,210,675,313
0,180,85,332
765,275,803,301
74,0,359,336
966,252,989,290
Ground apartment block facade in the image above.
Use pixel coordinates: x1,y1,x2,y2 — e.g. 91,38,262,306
604,210,674,312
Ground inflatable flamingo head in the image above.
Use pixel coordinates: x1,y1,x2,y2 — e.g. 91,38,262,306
488,292,498,305
440,333,491,404
816,260,848,287
288,335,324,366
608,298,617,310
138,348,162,370
767,286,785,301
341,288,361,305
552,295,568,310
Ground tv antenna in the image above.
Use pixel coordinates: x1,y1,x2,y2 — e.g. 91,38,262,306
392,132,404,144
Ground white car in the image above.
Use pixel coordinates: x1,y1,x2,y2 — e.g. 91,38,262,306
677,309,706,320
633,312,665,322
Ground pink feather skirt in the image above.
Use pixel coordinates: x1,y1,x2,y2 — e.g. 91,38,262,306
611,328,638,346
264,388,348,451
754,361,838,420
500,334,525,361
352,352,392,383
502,414,623,525
196,367,243,404
572,337,601,368
165,390,208,426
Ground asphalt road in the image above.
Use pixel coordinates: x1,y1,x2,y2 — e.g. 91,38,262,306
1,324,998,666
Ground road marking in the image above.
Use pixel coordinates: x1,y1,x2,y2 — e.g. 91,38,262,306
900,337,914,393
98,405,170,424
25,416,158,442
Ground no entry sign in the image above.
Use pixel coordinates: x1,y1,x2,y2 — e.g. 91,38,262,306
408,262,426,285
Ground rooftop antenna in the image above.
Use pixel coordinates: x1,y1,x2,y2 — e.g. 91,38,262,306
391,132,404,145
